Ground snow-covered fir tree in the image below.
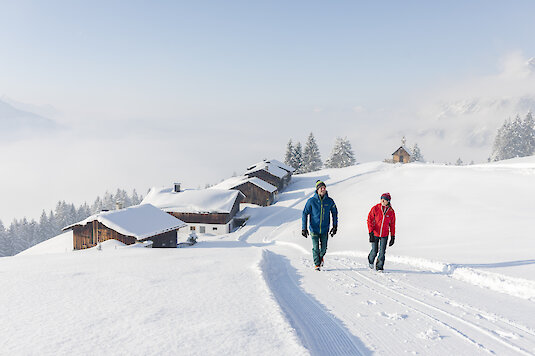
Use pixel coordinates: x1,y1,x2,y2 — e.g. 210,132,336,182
0,220,10,257
410,143,425,162
325,137,356,168
455,158,463,166
284,140,294,168
522,112,535,156
302,132,323,173
293,142,304,173
491,112,535,161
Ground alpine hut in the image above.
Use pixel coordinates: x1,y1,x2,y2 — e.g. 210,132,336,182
141,186,245,235
211,176,278,206
244,160,292,191
63,204,187,250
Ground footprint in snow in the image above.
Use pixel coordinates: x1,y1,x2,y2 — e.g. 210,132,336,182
378,311,408,320
417,328,443,340
495,330,519,339
363,300,378,305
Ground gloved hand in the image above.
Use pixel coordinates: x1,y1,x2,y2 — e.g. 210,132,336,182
369,232,376,243
329,226,337,237
302,229,309,238
389,236,395,246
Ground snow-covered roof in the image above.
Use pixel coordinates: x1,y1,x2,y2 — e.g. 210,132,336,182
141,188,245,214
246,159,295,174
392,145,412,156
265,159,295,173
211,176,278,193
245,162,288,179
62,204,187,240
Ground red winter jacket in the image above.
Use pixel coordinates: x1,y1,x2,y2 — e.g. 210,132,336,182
367,203,396,238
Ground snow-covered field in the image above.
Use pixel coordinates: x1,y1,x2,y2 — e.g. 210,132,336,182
2,158,535,355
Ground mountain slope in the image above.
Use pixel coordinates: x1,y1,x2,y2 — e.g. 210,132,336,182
2,159,535,355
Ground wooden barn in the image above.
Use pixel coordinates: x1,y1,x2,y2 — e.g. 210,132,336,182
244,160,292,191
141,186,246,235
211,176,278,206
63,204,187,250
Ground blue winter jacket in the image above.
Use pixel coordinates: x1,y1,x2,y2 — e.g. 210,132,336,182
302,192,338,235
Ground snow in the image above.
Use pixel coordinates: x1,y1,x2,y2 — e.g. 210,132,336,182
63,204,187,240
2,159,535,355
211,175,278,193
17,230,74,256
142,187,245,214
245,161,289,179
265,159,296,173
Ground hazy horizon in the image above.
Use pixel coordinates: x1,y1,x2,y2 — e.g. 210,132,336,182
1,1,535,223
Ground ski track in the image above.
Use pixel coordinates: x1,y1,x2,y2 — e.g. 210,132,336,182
260,250,369,356
328,256,535,356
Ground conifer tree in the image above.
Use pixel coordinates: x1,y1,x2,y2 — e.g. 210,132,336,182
0,220,9,257
410,143,425,162
491,113,535,161
302,132,323,172
293,142,304,173
522,112,535,156
325,137,356,168
284,140,294,168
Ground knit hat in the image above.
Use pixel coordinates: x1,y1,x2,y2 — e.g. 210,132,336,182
380,192,391,201
316,180,326,191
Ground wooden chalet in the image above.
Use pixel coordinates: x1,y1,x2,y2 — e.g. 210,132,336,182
63,204,187,250
141,186,246,235
211,176,278,206
244,160,292,191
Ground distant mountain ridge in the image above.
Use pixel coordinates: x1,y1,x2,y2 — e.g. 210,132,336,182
0,98,58,134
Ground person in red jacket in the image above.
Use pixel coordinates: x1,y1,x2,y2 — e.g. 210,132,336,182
367,192,396,271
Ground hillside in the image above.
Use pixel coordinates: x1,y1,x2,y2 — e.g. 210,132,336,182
2,159,535,355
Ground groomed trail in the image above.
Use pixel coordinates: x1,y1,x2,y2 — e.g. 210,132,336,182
234,162,535,355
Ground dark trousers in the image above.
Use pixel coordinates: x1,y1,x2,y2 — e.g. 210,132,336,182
368,237,388,269
311,232,328,267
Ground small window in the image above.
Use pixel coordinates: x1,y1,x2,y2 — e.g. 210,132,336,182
199,226,206,233
190,226,196,231
213,227,218,231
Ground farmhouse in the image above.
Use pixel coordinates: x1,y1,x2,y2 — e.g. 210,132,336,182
63,204,187,250
141,186,245,235
211,176,278,206
244,160,292,190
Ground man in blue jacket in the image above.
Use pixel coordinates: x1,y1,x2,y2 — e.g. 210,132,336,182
302,180,338,270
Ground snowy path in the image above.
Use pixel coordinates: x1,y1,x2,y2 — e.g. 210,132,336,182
233,164,535,355
242,198,535,354
260,250,369,355
330,255,535,355
280,251,535,355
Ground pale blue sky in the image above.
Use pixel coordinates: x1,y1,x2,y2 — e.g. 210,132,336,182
1,1,535,222
2,0,534,117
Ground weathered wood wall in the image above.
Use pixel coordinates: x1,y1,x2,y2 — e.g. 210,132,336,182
73,221,136,250
246,170,284,190
236,182,275,206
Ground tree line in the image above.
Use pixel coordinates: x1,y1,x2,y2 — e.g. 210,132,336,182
284,133,357,173
0,189,143,257
490,112,535,161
